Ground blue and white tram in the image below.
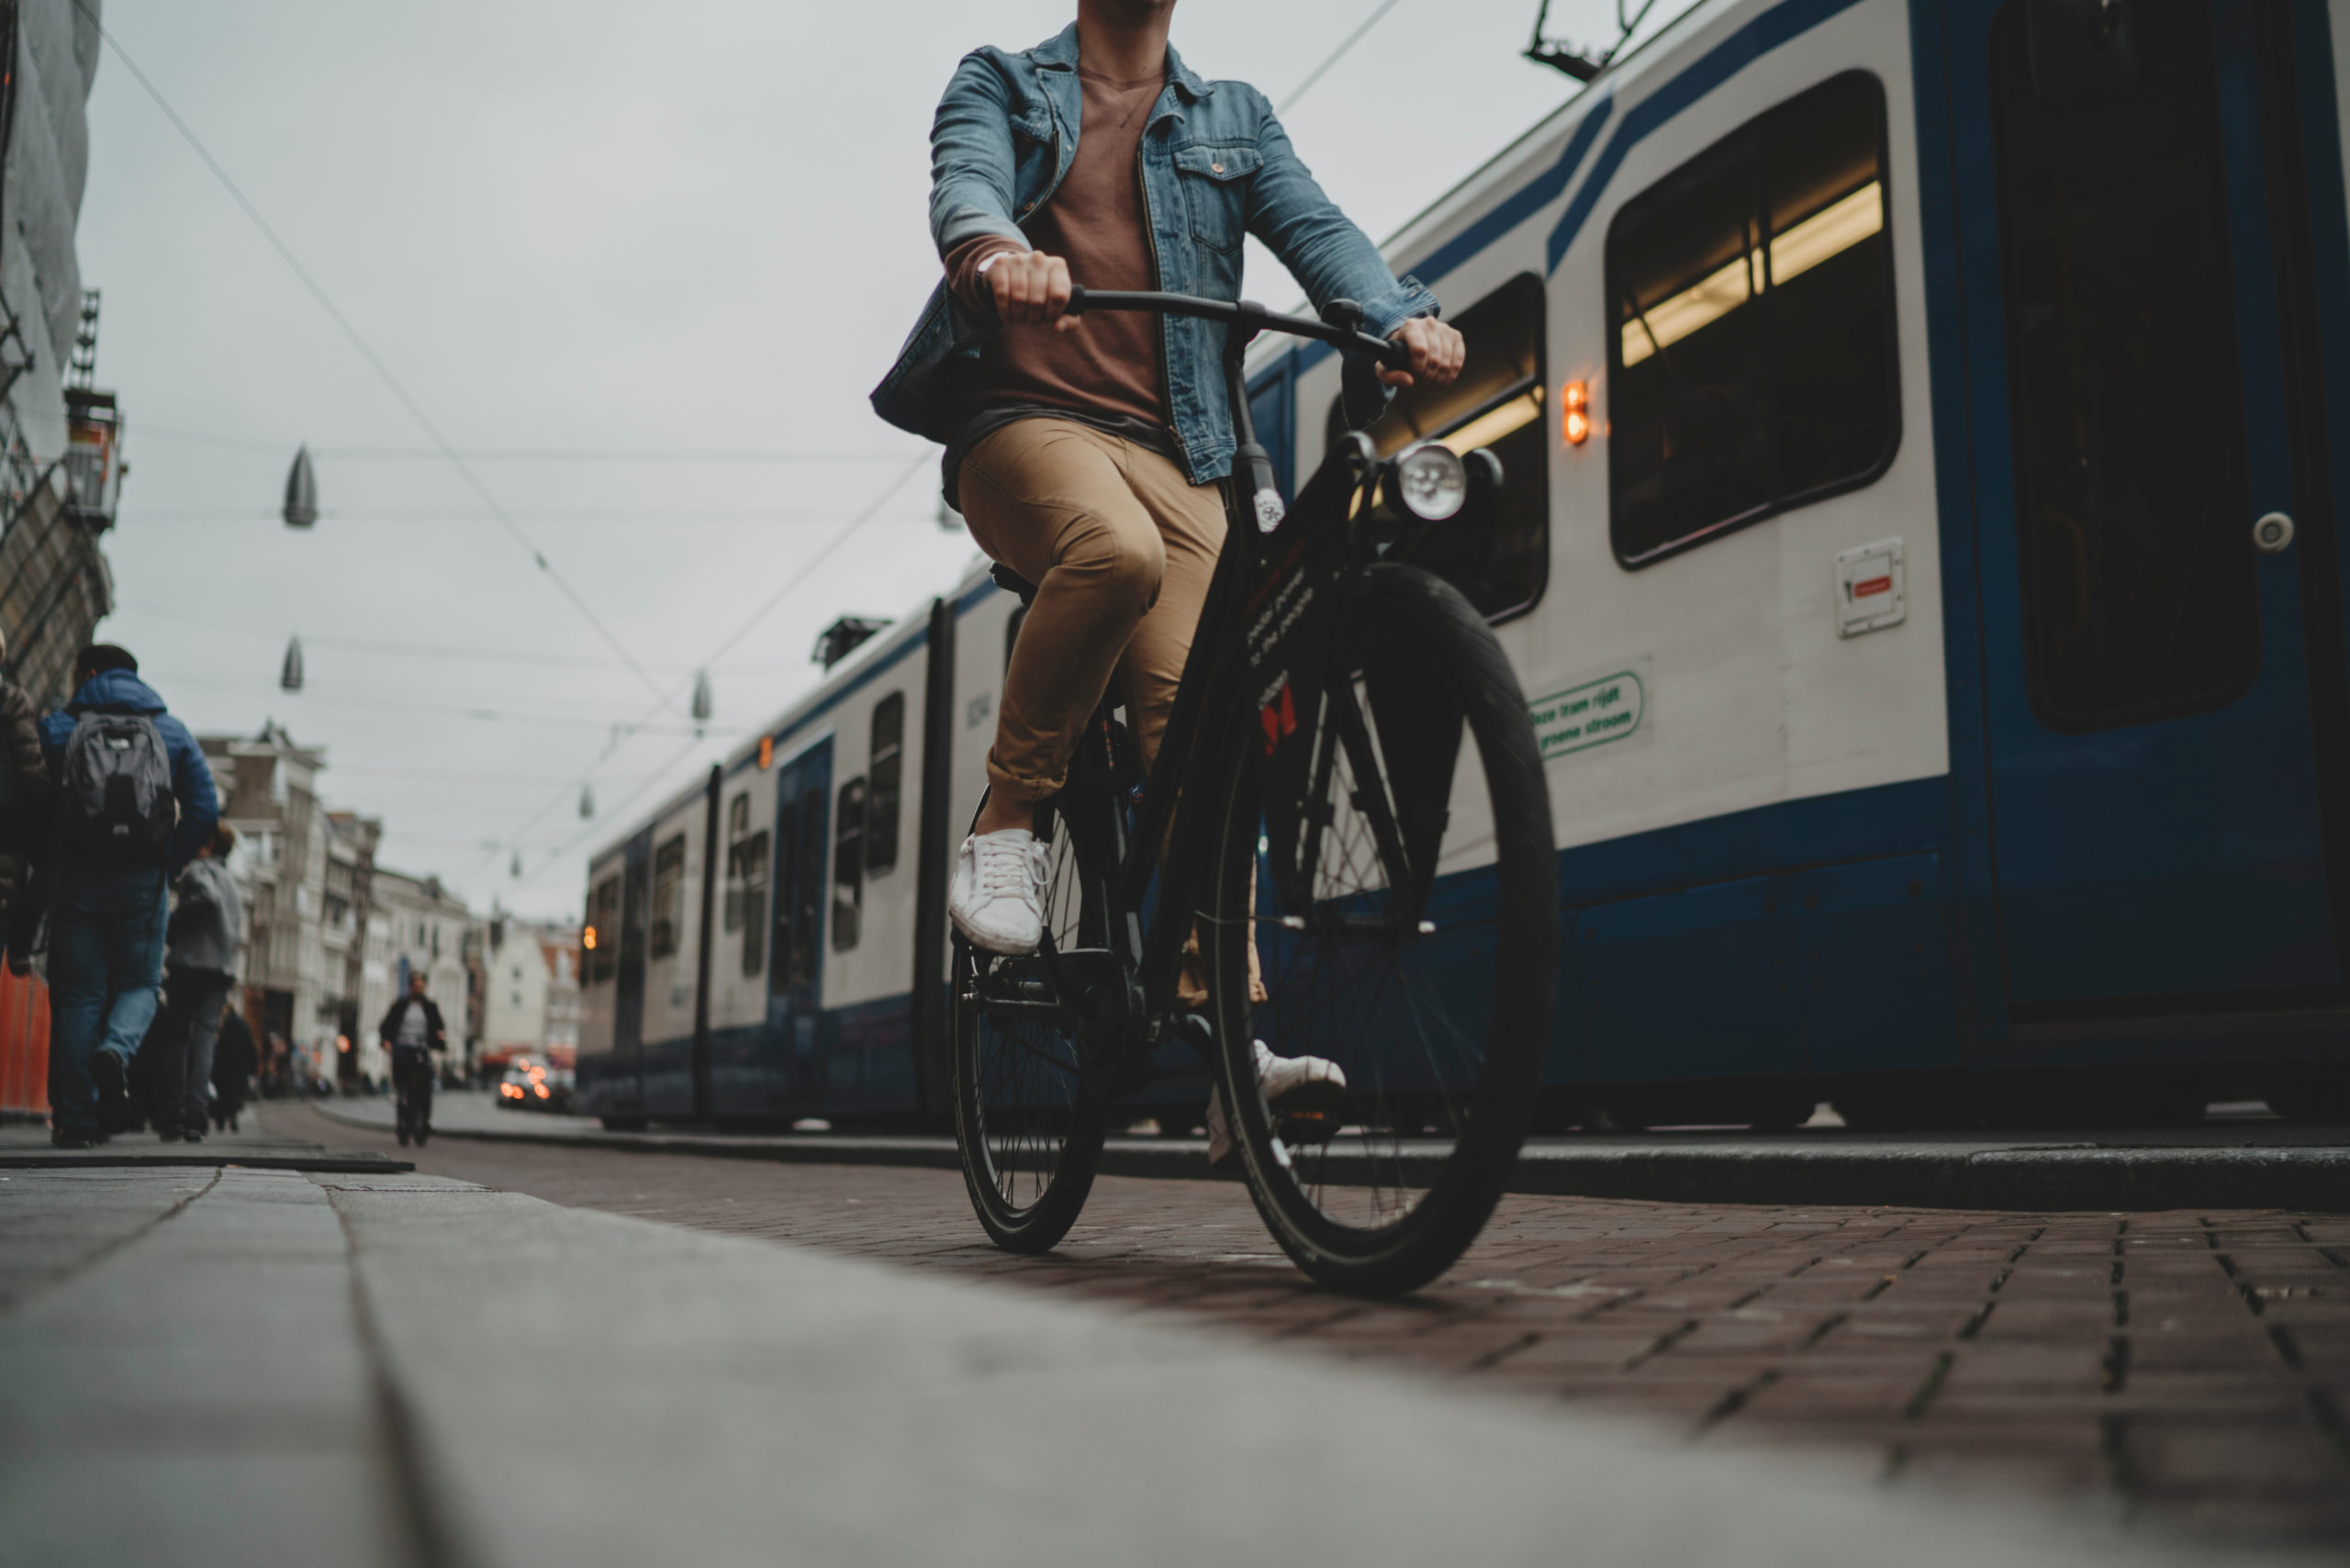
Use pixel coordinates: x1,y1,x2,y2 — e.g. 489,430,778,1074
581,0,2350,1129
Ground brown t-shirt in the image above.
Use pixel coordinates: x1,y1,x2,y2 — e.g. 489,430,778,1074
940,67,1173,495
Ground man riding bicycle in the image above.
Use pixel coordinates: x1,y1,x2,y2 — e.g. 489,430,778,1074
873,0,1465,1161
377,971,447,1147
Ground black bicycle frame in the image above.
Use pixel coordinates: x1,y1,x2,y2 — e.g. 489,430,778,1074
1055,289,1410,1034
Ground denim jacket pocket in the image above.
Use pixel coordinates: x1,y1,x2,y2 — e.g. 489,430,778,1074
1172,143,1261,254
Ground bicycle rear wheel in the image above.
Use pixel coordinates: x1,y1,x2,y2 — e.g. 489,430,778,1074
950,790,1116,1253
1203,564,1556,1294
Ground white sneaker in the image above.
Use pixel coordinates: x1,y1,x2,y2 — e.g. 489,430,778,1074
948,828,1049,955
1205,1040,1348,1167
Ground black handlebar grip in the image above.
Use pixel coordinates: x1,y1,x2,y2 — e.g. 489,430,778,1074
1063,284,1089,316
1380,335,1414,373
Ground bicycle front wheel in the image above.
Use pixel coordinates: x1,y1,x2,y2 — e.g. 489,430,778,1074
1203,564,1557,1294
950,790,1116,1254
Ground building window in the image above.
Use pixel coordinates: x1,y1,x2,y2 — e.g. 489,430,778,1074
588,876,621,984
1606,71,1898,567
832,778,866,951
1988,1,2254,730
723,791,771,978
1327,272,1550,621
649,834,687,959
867,694,905,876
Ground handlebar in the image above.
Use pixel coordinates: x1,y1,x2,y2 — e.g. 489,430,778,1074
1065,286,1412,373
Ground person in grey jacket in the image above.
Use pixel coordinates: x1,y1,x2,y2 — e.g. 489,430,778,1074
152,823,241,1141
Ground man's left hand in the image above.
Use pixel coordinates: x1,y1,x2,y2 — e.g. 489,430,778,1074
1382,317,1465,389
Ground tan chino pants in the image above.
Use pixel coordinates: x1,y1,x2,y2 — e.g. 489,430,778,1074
958,417,1260,1006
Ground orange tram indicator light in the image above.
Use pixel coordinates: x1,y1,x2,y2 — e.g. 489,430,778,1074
757,734,775,770
1561,381,1591,446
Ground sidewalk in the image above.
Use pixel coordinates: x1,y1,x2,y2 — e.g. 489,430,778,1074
318,1092,2350,1212
1,1160,2327,1568
0,1117,411,1173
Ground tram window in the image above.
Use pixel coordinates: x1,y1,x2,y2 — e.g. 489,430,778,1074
867,694,905,876
833,778,867,952
769,798,798,995
722,791,769,978
1606,72,1897,567
649,834,687,960
1325,273,1550,622
1989,1,2256,729
772,788,825,993
587,875,621,984
793,787,823,984
722,795,749,933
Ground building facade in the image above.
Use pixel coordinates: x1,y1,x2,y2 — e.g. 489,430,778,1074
0,0,120,708
362,868,473,1084
478,917,578,1069
202,725,330,1084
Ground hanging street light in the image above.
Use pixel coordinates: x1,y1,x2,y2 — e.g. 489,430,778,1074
280,634,305,692
509,850,522,879
578,782,595,820
282,444,318,529
691,669,712,724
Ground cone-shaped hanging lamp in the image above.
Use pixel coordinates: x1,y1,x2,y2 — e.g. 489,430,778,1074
282,445,318,529
279,634,305,692
509,850,522,878
691,669,712,723
578,782,595,820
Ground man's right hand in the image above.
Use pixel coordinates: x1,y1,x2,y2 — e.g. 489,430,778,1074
983,248,1079,331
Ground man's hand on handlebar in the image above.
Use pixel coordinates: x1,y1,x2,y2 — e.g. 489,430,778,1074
1382,317,1465,390
984,248,1081,332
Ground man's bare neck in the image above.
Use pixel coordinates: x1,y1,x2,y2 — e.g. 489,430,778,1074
1074,1,1174,84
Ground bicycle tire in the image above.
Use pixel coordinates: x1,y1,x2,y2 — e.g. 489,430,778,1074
950,790,1117,1254
1203,563,1556,1295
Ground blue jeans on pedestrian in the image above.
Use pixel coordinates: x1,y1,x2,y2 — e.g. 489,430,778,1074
155,967,233,1135
48,862,170,1137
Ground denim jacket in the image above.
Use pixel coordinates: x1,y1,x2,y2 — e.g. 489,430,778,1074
869,24,1439,485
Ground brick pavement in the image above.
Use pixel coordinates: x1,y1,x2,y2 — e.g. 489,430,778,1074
262,1101,2350,1547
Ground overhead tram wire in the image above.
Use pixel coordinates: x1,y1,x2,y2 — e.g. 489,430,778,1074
133,424,928,463
115,603,798,677
73,3,681,720
472,454,933,893
1276,0,1412,114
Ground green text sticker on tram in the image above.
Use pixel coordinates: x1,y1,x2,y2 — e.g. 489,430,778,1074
1528,672,1644,761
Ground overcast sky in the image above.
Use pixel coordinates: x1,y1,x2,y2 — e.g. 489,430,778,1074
77,0,1612,920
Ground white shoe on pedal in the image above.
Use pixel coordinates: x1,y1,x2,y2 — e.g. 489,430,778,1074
948,828,1048,956
1206,1040,1348,1168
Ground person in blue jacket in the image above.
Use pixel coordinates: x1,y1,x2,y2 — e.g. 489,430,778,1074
39,644,218,1148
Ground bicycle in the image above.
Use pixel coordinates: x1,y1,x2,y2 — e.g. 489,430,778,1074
950,288,1558,1296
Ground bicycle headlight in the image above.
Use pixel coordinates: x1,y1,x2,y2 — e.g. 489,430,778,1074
1391,442,1467,523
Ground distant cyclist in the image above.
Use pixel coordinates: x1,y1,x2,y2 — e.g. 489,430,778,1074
873,0,1465,1159
378,971,447,1147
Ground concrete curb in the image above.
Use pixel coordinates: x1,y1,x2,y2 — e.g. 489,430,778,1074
308,1100,2350,1213
0,1152,414,1172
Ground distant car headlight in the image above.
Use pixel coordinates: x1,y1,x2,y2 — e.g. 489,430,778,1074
1391,442,1467,522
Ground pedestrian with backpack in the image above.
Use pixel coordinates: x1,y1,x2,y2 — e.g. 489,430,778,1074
0,627,51,974
38,644,218,1148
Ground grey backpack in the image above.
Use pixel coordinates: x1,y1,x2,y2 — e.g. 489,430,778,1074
59,711,174,860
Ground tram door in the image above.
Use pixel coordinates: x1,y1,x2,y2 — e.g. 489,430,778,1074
1948,0,2345,1013
611,835,651,1102
766,741,832,1104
